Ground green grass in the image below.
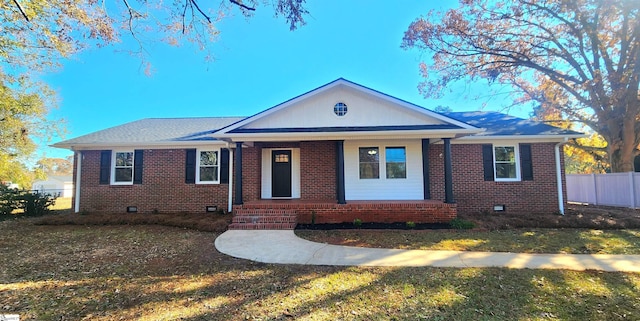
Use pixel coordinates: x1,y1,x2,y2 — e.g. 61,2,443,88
50,197,72,211
296,229,640,254
0,220,639,320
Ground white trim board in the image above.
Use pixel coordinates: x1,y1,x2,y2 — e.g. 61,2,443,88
261,148,301,199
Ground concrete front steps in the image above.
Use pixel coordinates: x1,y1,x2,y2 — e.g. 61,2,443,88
228,209,298,230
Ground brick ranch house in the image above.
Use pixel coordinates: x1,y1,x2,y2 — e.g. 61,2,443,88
53,78,583,229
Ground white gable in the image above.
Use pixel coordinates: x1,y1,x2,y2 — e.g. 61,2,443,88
242,85,444,129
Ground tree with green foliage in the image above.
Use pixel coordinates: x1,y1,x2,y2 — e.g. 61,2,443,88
0,74,58,187
403,0,640,172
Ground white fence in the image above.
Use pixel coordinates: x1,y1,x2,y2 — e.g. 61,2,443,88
566,173,640,209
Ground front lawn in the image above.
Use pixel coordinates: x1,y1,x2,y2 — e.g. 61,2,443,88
296,205,640,254
296,228,640,254
1,219,639,320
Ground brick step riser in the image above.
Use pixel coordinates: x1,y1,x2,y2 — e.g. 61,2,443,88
228,223,297,230
232,216,298,224
233,210,297,216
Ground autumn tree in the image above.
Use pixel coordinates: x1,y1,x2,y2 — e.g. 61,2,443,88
1,0,308,73
0,0,308,185
403,0,640,172
36,157,73,176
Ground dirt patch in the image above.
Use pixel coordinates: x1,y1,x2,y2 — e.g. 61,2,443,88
460,204,640,230
31,212,232,233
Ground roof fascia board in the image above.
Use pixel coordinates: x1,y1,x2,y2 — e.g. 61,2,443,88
220,128,482,142
455,133,585,141
52,140,229,151
444,135,585,144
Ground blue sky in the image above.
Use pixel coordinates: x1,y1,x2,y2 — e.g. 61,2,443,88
42,0,524,159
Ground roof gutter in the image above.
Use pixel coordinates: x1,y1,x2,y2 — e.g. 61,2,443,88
555,137,569,215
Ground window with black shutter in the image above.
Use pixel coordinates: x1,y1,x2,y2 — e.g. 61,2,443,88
99,150,111,184
482,144,494,181
220,148,230,184
519,144,533,180
133,150,144,184
185,149,196,184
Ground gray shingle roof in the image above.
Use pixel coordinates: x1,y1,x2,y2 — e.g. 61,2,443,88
53,111,582,150
53,117,245,148
444,111,583,137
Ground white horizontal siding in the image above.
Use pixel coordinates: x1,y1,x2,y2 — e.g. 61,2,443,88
344,139,423,200
245,86,443,129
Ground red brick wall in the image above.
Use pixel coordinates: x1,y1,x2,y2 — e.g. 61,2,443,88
235,201,457,224
239,146,262,203
429,143,564,215
77,149,229,213
242,142,338,202
76,141,565,217
300,141,337,200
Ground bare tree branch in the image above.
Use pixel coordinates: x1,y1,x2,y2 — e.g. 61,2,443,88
12,0,29,22
190,0,212,23
229,0,256,11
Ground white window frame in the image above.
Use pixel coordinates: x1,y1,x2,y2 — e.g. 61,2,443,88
111,150,135,185
493,144,521,182
196,148,221,184
358,147,380,179
358,145,409,180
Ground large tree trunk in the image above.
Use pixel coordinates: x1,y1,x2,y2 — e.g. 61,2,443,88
609,147,635,172
608,119,637,172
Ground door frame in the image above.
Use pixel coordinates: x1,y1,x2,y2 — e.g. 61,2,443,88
261,148,301,199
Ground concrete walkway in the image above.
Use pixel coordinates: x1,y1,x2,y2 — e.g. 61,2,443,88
215,230,640,272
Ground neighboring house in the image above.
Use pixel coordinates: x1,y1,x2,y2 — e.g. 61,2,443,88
31,175,74,198
53,79,583,229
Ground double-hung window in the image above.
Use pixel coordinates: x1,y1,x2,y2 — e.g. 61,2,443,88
359,147,379,179
493,145,520,181
112,151,134,184
197,149,219,183
385,147,406,179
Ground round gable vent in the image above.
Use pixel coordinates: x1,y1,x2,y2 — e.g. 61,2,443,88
334,102,348,116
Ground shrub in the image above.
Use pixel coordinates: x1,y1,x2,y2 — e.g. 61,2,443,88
353,218,362,227
0,186,56,217
450,218,475,229
406,221,416,229
0,186,20,215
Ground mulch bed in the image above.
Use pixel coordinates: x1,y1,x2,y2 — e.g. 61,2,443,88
296,222,451,230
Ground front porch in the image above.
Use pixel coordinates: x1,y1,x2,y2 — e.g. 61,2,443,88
229,199,457,230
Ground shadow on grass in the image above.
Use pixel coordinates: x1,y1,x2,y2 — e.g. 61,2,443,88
2,221,639,320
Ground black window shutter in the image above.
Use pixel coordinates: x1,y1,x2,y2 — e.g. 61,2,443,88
220,148,230,184
482,144,494,181
99,150,111,184
185,149,196,184
133,150,144,184
520,143,533,181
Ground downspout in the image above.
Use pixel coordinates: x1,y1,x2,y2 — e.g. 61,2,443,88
227,144,234,213
74,150,82,213
555,138,568,215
